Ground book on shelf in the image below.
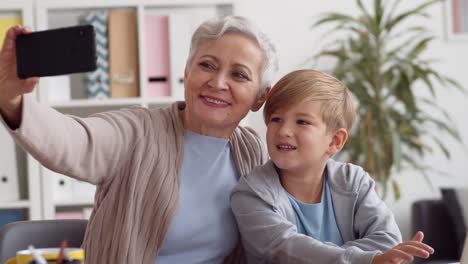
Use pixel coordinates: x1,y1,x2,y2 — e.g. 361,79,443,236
145,15,171,98
0,16,22,47
82,10,110,100
0,209,25,229
55,207,93,220
0,125,19,202
55,211,84,220
108,9,139,98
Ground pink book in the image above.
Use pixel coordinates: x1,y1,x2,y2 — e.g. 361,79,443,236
145,15,171,97
55,211,84,220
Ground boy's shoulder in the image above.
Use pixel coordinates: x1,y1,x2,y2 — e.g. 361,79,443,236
234,161,282,206
326,159,373,194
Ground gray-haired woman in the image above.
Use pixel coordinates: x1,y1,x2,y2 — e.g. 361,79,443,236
0,16,278,264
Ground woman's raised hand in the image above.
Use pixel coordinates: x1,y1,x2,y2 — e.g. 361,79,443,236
372,231,434,264
0,25,39,126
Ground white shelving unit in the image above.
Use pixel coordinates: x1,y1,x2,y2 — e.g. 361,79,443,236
0,0,42,221
31,0,234,219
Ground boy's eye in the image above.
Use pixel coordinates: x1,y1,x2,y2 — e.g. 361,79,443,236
297,119,311,125
270,117,281,123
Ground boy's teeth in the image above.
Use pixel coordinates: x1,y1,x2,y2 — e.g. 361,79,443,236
278,145,296,149
205,97,228,105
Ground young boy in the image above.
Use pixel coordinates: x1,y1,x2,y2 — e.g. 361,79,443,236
231,70,434,264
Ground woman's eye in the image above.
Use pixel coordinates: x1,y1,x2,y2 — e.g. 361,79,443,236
297,119,311,125
199,61,215,70
270,117,281,123
232,71,250,81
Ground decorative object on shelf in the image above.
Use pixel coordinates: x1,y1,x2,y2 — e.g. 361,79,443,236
108,9,139,98
311,0,465,199
82,10,110,100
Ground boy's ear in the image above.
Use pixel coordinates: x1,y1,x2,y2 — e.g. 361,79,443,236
326,128,348,156
251,86,272,112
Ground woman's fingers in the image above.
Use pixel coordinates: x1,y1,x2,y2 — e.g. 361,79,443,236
0,26,19,55
23,77,40,92
1,25,33,55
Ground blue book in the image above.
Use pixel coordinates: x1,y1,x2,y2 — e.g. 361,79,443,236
0,210,24,229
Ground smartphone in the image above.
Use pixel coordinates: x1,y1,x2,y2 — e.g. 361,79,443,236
16,25,97,79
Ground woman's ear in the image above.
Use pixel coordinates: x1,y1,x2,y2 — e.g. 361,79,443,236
326,128,348,156
183,65,188,84
251,86,272,112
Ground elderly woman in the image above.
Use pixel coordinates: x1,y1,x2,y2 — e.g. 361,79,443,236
0,16,278,263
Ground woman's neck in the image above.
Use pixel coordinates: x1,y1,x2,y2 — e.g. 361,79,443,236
279,164,327,204
179,107,236,139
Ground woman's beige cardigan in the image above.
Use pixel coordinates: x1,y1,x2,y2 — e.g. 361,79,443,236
4,98,267,263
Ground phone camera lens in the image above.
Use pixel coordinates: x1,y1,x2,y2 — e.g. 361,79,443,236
79,31,84,36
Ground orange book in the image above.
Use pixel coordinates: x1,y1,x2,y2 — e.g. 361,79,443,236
108,9,139,98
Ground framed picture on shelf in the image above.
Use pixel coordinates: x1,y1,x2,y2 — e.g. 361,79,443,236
445,0,468,40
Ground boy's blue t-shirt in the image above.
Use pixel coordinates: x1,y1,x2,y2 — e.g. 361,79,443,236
156,130,239,264
287,174,344,246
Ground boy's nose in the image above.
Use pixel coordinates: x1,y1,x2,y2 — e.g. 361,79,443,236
208,74,229,90
278,124,293,137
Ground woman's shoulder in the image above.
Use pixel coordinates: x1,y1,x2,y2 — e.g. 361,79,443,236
326,159,373,194
232,125,262,142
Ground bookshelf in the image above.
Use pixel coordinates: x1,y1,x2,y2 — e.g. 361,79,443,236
31,0,235,219
0,0,42,224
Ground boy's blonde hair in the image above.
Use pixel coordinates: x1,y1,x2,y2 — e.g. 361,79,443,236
264,69,355,133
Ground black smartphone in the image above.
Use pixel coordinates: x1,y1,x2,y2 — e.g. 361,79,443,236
16,25,97,79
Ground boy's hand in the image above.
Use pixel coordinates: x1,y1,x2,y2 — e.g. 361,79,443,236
372,231,434,264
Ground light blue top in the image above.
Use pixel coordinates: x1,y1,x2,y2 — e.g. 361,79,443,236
287,174,344,246
156,130,239,264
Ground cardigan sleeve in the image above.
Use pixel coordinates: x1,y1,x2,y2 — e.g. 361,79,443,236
2,97,149,185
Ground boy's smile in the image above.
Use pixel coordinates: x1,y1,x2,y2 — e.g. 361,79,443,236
266,98,334,176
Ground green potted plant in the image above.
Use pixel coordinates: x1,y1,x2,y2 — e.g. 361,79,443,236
311,0,465,199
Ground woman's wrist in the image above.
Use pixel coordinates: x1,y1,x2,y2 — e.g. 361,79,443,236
0,96,23,129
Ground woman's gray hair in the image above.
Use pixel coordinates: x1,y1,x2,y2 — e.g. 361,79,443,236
186,15,278,94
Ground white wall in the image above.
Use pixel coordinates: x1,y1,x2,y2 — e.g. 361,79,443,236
236,0,468,240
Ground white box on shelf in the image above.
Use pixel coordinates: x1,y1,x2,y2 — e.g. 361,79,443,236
168,7,217,101
82,207,93,219
71,179,96,201
45,75,71,102
47,168,73,201
0,125,19,202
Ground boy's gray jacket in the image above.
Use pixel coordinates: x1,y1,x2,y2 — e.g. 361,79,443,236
231,159,402,264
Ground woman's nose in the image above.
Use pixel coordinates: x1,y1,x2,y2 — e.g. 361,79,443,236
208,73,229,90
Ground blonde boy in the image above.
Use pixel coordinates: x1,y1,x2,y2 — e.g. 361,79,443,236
231,70,434,264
